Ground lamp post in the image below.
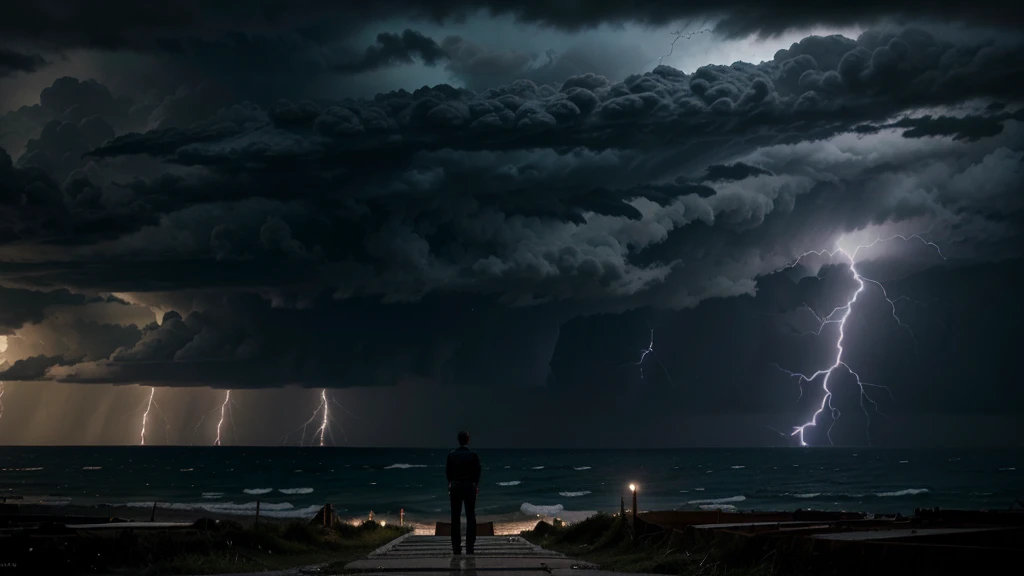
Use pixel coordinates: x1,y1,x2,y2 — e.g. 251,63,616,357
629,483,638,526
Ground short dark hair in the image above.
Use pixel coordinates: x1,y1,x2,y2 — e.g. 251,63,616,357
457,430,470,446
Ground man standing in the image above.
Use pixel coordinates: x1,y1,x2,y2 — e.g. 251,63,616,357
446,430,481,555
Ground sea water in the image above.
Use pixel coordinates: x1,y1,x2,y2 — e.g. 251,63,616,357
0,447,1019,527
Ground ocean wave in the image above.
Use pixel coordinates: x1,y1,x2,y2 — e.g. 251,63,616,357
497,481,521,486
694,487,705,491
730,465,745,469
687,495,746,505
180,468,194,472
573,466,591,471
279,487,314,495
116,501,322,518
531,466,545,470
40,498,71,505
521,502,563,515
1,467,43,472
243,488,273,495
384,463,427,470
558,491,591,497
793,493,821,499
899,460,909,464
82,466,102,470
700,504,737,511
875,488,929,497
202,492,225,499
999,467,1016,471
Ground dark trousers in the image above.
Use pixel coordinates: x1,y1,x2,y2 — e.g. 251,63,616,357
449,486,477,553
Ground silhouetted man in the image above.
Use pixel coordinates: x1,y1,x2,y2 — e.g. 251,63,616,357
446,430,481,555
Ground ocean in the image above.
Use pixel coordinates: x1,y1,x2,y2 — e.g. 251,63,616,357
1,447,1019,531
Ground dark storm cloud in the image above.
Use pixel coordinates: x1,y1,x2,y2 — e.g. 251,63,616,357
41,293,566,388
0,284,111,336
0,354,66,380
0,20,1021,406
701,162,774,182
336,30,448,74
92,29,1024,166
0,48,48,77
3,1,1022,51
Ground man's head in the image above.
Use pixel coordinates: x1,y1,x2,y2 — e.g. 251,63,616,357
458,430,470,446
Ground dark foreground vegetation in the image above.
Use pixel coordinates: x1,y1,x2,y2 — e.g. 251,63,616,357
522,514,780,576
4,518,408,575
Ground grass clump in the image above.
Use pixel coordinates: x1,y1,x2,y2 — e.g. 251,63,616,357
6,518,410,575
522,514,781,576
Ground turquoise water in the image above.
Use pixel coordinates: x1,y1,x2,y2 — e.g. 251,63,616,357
0,447,1019,523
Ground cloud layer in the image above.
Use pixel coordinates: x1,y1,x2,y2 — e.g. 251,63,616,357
0,18,1020,413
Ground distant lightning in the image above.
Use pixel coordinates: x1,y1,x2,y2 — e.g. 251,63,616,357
0,382,4,422
215,390,231,446
623,326,675,384
283,389,344,446
140,387,155,445
657,22,712,66
775,234,945,446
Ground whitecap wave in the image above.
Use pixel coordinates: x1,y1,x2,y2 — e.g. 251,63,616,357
700,504,736,511
558,491,591,497
243,488,273,495
531,466,545,470
875,488,929,497
82,466,102,471
999,467,1016,471
899,460,909,464
521,502,563,515
384,463,428,470
497,481,521,486
573,466,591,471
793,493,820,499
202,492,225,499
730,465,745,469
687,495,746,505
279,487,313,495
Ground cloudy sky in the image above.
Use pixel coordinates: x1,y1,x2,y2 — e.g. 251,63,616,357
0,1,1021,447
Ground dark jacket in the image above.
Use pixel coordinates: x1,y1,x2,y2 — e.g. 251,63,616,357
446,446,481,489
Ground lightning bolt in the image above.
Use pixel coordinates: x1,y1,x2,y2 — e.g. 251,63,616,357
215,390,231,446
657,22,712,66
317,389,328,447
0,382,4,423
140,386,155,446
283,389,336,446
622,326,675,384
775,234,945,446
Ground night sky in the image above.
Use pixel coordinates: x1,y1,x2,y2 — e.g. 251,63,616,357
0,1,1022,447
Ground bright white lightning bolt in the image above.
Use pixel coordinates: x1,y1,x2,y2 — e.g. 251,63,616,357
317,389,328,447
776,234,945,446
215,390,231,446
140,387,155,446
283,389,339,446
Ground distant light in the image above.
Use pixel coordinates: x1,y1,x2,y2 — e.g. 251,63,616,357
629,483,637,492
380,521,387,527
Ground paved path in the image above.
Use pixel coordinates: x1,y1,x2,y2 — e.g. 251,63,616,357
341,534,662,575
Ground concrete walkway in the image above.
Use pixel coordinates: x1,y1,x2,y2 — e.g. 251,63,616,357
341,534,662,575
